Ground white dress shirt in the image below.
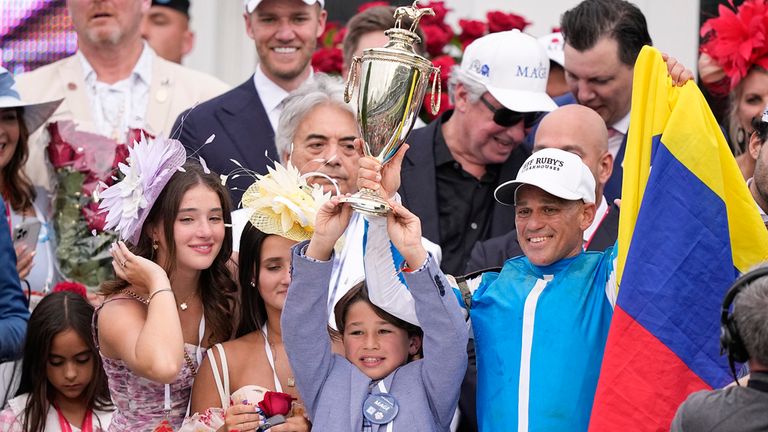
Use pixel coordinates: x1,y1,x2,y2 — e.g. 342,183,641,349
78,43,153,141
583,195,609,247
608,111,630,160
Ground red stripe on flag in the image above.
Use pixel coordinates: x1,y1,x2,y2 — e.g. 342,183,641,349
589,307,711,431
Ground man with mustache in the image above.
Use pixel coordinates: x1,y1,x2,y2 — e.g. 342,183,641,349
15,0,228,192
173,0,326,206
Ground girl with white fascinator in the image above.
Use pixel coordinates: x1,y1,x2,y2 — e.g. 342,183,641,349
0,67,62,307
94,140,237,430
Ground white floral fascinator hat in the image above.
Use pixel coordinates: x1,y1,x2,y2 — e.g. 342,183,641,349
98,134,187,245
241,162,332,242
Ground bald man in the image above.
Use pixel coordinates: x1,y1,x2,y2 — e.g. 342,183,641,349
466,104,618,272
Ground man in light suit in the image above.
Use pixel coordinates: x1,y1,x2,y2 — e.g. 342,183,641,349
16,0,229,192
173,0,327,206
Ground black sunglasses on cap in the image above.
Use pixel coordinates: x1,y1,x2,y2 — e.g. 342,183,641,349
479,95,543,128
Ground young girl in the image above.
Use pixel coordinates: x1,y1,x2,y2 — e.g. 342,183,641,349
181,223,309,432
0,291,113,431
96,138,237,430
282,196,468,430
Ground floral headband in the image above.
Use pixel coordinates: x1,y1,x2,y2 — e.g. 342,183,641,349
98,134,187,245
240,162,332,242
700,0,768,90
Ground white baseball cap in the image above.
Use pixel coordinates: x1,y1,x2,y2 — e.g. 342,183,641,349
495,148,596,205
244,0,324,14
538,32,564,67
460,29,557,113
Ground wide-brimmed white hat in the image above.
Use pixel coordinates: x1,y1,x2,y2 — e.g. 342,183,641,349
495,148,596,205
460,29,557,113
0,67,62,133
244,0,324,14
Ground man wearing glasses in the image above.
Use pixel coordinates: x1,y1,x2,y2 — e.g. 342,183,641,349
398,29,557,277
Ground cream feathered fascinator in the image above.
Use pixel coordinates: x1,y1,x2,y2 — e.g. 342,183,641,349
98,134,187,245
241,162,333,242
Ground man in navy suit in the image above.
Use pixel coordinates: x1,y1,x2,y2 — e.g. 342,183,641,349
467,104,619,273
173,0,326,206
559,0,652,202
398,30,556,277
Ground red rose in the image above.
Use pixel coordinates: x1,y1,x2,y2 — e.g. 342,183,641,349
47,123,77,169
357,1,390,13
258,391,295,417
125,128,153,148
431,55,456,87
333,26,347,47
486,11,530,34
312,47,343,74
112,143,130,171
421,23,452,57
420,1,450,26
458,19,486,47
318,21,340,47
52,281,88,298
82,200,107,233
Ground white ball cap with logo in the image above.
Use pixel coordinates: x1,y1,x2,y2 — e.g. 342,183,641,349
495,148,596,206
460,29,557,113
537,32,565,67
244,0,324,14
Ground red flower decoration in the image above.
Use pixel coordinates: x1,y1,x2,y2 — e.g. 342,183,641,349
431,55,456,87
47,123,79,169
125,128,154,148
151,419,174,432
486,11,531,34
458,19,487,48
52,281,88,298
333,26,348,47
312,47,343,74
422,23,453,57
700,0,768,89
82,200,107,233
112,143,130,171
258,391,295,417
357,1,390,13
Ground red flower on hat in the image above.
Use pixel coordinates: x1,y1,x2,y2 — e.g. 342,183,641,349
357,1,390,13
422,23,453,57
458,19,487,48
486,11,531,34
312,47,343,74
258,391,295,417
700,0,768,90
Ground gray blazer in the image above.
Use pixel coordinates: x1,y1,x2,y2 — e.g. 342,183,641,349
282,243,468,431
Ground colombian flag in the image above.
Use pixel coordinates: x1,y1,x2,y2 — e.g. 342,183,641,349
588,47,768,430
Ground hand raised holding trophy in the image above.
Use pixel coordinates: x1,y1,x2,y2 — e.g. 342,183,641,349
342,0,441,216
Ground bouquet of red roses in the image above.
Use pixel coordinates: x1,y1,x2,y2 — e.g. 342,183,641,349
46,120,152,288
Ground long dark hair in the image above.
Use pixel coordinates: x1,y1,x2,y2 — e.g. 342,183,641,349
235,223,271,337
15,292,112,432
0,107,36,212
101,161,237,345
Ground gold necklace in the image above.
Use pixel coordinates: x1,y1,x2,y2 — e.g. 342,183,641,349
177,291,197,312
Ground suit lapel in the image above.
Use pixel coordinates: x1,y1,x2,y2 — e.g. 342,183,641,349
214,80,277,165
145,53,174,136
57,56,95,132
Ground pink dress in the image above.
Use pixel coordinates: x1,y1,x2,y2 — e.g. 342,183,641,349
94,297,203,431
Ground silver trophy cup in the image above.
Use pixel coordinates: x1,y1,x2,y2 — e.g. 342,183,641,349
342,1,441,216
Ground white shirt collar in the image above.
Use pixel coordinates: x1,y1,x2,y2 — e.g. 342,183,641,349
583,195,609,244
611,111,631,135
253,64,290,115
78,42,153,87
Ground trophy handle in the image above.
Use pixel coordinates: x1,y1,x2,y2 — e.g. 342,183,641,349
429,66,442,115
344,56,362,103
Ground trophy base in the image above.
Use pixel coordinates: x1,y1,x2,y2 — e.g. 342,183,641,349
341,189,391,217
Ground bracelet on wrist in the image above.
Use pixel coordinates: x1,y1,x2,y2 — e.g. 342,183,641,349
148,288,174,303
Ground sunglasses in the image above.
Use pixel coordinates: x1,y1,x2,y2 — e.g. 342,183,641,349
479,95,543,128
